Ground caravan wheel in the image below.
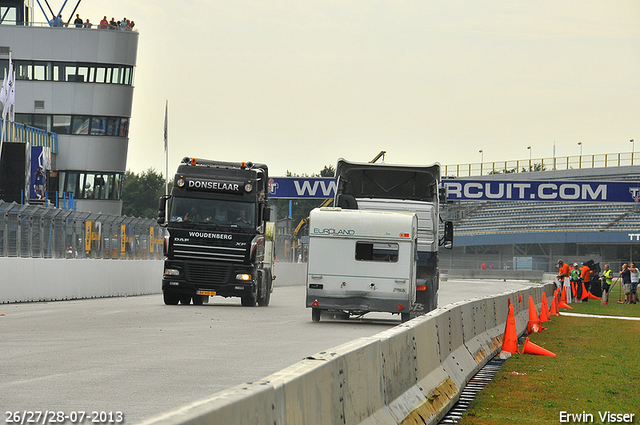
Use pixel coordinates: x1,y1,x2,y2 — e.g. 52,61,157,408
311,308,321,322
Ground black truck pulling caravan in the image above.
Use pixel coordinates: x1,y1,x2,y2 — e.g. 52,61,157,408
158,157,274,306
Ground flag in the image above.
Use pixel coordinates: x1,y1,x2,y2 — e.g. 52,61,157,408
0,68,6,119
2,58,14,122
163,100,168,153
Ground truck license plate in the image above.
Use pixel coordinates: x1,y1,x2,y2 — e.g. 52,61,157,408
197,290,216,296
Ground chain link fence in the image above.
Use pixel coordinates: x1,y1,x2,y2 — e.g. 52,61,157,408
0,201,164,259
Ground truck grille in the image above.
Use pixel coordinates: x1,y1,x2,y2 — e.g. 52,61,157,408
173,242,246,263
185,262,232,285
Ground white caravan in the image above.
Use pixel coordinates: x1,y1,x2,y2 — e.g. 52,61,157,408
305,207,418,322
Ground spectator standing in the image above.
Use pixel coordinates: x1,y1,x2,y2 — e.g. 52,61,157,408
629,263,638,304
556,259,571,290
84,19,92,28
601,264,613,305
99,16,109,29
74,14,83,28
53,14,63,27
570,263,580,299
109,17,117,29
33,167,46,199
619,264,632,304
579,262,592,302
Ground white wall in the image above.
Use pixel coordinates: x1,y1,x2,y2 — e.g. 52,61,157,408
0,258,162,303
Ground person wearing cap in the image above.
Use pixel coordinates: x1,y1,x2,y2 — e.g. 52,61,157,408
570,263,580,298
556,259,571,290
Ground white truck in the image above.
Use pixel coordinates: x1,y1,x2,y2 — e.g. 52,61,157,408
333,159,453,317
306,207,418,322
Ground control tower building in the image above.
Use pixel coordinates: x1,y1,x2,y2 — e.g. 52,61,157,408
0,0,138,214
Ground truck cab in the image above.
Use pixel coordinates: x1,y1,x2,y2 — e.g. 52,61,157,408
158,157,274,306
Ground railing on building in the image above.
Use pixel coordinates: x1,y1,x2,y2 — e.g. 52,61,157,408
0,201,163,259
0,122,58,153
443,152,637,178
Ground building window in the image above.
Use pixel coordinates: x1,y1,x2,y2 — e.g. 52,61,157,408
15,60,134,86
52,115,71,134
72,116,91,134
59,171,123,200
16,114,129,137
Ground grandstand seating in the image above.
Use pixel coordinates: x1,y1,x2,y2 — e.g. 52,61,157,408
449,201,640,236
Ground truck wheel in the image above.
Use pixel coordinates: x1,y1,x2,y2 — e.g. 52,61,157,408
311,308,321,322
401,312,411,323
180,296,192,305
241,292,256,307
193,295,207,305
257,272,272,307
163,291,180,305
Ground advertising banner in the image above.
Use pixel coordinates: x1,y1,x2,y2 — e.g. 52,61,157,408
443,179,640,203
268,176,640,203
269,177,337,199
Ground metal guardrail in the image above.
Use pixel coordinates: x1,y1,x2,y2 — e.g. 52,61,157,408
0,201,163,259
443,152,637,177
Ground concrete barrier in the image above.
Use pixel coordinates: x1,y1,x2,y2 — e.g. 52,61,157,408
0,258,162,303
138,282,556,425
0,260,308,304
446,268,544,281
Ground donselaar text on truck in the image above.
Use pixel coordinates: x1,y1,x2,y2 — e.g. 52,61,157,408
157,157,274,306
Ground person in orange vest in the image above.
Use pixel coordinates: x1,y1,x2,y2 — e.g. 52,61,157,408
556,259,571,290
579,262,592,302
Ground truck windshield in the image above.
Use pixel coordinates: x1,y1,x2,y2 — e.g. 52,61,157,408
169,197,256,229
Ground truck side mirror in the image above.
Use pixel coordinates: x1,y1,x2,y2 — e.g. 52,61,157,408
439,186,448,204
442,221,453,249
157,195,170,225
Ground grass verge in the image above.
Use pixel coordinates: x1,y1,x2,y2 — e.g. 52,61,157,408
458,284,640,425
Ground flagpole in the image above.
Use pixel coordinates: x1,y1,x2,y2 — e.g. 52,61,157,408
164,100,169,196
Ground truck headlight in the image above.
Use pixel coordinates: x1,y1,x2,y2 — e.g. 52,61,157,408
236,273,252,281
244,183,253,193
164,269,180,276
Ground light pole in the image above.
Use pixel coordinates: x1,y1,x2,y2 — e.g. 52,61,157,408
631,139,635,165
527,146,532,171
479,150,483,175
578,142,582,168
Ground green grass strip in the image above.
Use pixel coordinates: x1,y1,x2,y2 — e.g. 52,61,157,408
459,283,640,425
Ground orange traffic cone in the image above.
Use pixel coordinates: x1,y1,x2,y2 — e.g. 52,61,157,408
501,304,518,354
540,296,551,322
527,295,542,333
587,291,601,300
558,290,572,309
521,337,556,357
550,297,559,316
571,281,577,298
579,281,589,301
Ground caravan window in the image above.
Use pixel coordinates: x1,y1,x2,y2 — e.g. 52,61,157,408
355,242,399,263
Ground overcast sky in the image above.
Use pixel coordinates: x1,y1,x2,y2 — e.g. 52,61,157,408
57,1,640,177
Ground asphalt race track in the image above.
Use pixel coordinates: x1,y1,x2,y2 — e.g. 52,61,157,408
0,279,538,424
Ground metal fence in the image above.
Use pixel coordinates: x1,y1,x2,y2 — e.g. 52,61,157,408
442,151,638,178
0,201,164,259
